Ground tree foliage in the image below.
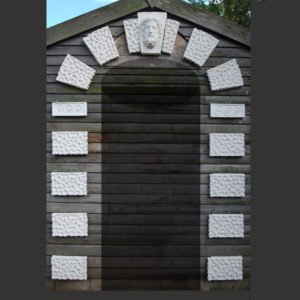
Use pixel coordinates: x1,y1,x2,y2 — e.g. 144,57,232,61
187,0,250,28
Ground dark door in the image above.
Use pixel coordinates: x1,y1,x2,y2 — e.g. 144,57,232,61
101,59,201,290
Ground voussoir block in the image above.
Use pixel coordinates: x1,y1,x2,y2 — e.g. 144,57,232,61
207,59,244,91
207,256,243,281
210,104,245,118
162,19,180,55
210,173,245,197
51,172,87,196
209,133,245,157
52,102,87,117
56,54,96,90
52,131,88,155
83,26,119,65
52,213,88,237
51,256,87,280
184,28,219,67
208,214,244,238
124,19,140,54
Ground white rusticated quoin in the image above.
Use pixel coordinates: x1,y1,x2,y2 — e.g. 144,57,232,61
208,214,244,238
52,131,88,155
52,213,88,237
162,19,180,55
210,173,245,197
138,12,167,55
207,59,244,91
209,133,245,157
56,54,96,90
124,19,140,54
83,26,119,65
207,256,243,281
52,102,87,117
51,256,87,280
183,28,219,67
210,104,245,118
51,172,87,196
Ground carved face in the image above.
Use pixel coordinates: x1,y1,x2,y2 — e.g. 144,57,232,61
141,18,162,49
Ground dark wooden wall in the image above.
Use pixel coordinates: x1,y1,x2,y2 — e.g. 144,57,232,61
46,11,250,291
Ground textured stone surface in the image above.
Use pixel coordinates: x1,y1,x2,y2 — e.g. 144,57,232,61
124,19,140,54
51,256,87,280
52,213,88,237
52,131,88,155
51,172,87,196
184,28,219,67
210,173,245,197
162,19,180,55
83,26,119,65
207,59,244,91
56,54,96,90
207,256,243,281
209,133,245,157
208,214,244,238
138,12,167,55
52,102,87,117
210,104,245,118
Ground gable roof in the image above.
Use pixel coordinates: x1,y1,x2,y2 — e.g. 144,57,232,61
47,0,250,47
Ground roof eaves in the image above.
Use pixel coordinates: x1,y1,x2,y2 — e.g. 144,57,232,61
153,0,250,47
47,0,150,46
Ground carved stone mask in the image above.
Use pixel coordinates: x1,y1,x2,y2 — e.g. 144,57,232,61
141,18,162,49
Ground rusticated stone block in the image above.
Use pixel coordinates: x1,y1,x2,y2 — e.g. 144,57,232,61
56,54,96,90
207,256,243,281
51,256,87,280
207,59,244,91
209,133,245,157
124,19,140,54
51,172,87,196
210,173,245,197
208,214,244,238
52,131,88,155
162,19,180,54
184,28,219,67
83,26,119,65
52,213,88,237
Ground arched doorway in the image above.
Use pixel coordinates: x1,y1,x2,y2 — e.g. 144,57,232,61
100,33,201,290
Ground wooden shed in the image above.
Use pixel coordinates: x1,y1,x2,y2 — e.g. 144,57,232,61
46,0,251,291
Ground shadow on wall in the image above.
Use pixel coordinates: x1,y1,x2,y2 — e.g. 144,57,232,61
101,59,201,290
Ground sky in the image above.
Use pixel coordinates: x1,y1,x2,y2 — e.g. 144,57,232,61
47,0,190,28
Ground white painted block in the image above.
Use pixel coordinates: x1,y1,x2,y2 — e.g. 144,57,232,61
83,26,119,65
207,59,244,91
52,213,88,237
208,214,244,238
209,133,245,157
184,28,219,67
51,172,87,196
138,12,167,55
124,19,140,54
52,102,87,117
162,19,180,55
52,131,88,155
210,173,245,197
207,256,243,281
51,256,87,280
210,104,245,118
56,54,96,90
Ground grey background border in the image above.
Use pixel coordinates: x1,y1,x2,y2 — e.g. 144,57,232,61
1,0,298,299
